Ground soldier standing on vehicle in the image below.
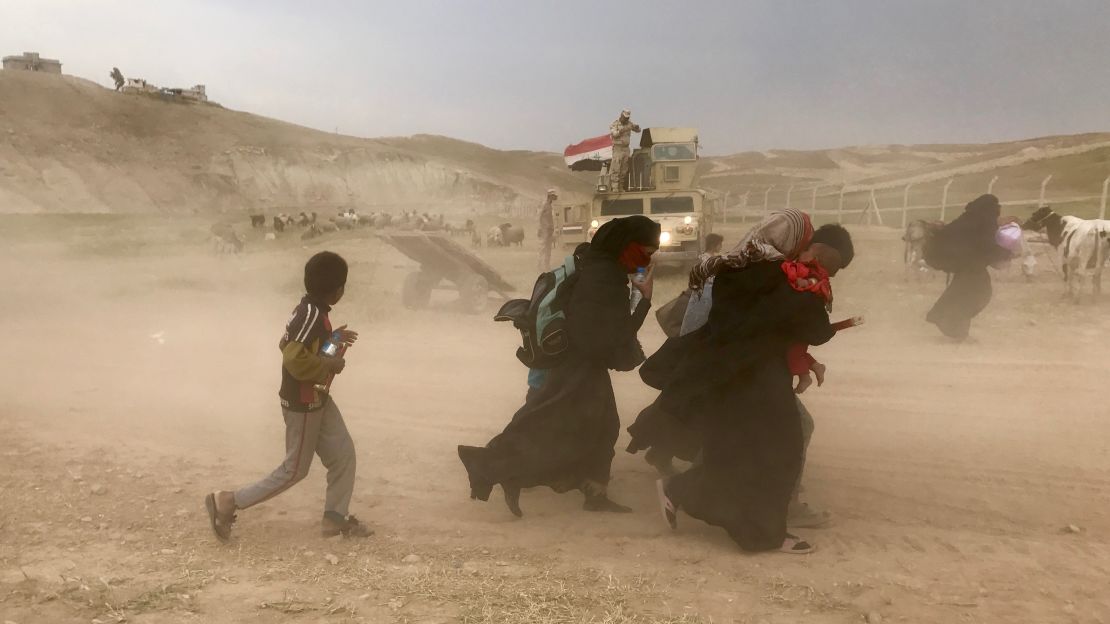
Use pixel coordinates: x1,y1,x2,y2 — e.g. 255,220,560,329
538,188,558,271
609,109,640,191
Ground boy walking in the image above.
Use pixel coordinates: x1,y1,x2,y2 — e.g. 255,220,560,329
205,251,372,540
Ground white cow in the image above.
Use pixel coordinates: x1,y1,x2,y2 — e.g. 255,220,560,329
1022,207,1110,302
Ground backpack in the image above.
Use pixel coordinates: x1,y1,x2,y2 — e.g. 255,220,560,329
494,254,580,369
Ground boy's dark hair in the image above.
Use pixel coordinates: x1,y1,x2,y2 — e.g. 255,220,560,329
304,251,348,298
811,224,854,267
705,233,724,251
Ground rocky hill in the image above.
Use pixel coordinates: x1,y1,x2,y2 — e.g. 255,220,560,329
2,68,1107,217
0,71,592,215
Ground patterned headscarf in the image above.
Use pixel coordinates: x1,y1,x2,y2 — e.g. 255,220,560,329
688,208,813,291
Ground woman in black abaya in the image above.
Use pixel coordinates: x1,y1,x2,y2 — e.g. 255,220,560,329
926,194,1012,341
651,250,836,553
458,215,660,517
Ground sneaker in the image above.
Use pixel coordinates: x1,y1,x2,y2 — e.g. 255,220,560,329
322,512,374,538
787,501,831,529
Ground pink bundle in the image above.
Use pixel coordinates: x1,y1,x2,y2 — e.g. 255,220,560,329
995,223,1024,254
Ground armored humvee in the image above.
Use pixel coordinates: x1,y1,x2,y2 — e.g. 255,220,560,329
556,127,721,266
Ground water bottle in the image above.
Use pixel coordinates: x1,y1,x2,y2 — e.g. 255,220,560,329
320,331,342,357
629,267,647,311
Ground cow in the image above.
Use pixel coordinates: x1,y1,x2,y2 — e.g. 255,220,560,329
1022,206,1110,302
903,219,943,276
272,215,286,233
249,214,265,228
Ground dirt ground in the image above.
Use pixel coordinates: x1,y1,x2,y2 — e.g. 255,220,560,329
2,216,1109,624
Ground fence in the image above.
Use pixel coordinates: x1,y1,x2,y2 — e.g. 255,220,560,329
712,173,1110,229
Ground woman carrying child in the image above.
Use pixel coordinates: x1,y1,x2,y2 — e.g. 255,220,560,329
646,211,850,554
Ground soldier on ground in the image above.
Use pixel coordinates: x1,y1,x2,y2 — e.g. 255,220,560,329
538,188,558,271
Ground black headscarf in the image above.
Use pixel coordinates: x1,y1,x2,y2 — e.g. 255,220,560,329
940,194,1009,270
589,215,661,257
965,194,1001,222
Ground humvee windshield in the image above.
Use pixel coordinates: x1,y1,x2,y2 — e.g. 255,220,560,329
601,198,644,216
651,143,696,161
649,197,695,214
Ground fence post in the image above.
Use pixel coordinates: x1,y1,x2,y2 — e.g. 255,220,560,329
811,186,818,214
988,176,999,194
763,185,774,217
1039,174,1053,207
740,191,749,223
869,188,884,226
786,185,794,210
941,178,954,221
901,183,913,230
1098,175,1109,296
837,185,845,222
1101,176,1108,220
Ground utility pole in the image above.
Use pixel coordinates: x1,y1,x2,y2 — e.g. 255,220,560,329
988,176,999,194
763,185,775,217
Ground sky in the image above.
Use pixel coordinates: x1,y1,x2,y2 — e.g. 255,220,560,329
2,0,1109,155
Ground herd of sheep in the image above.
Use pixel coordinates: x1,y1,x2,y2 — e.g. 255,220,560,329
211,209,526,254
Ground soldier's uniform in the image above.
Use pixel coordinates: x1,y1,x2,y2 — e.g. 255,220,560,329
537,189,557,271
609,110,640,191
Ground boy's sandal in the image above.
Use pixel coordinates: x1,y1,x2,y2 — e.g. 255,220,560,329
780,533,814,554
205,492,236,542
322,514,375,538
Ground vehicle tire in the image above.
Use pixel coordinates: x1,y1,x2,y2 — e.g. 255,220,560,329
401,271,436,309
456,274,490,314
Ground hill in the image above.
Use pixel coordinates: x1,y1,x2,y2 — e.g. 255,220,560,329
0,70,592,215
2,68,1107,218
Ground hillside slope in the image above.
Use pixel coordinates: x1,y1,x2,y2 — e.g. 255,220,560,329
2,69,1107,217
0,71,591,215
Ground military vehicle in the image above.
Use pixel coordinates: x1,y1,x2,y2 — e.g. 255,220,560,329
556,127,721,266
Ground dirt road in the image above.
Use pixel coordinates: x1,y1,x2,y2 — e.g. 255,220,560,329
1,218,1108,623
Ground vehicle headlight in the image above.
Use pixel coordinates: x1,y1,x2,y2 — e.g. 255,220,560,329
684,215,693,225
660,231,672,244
591,219,599,228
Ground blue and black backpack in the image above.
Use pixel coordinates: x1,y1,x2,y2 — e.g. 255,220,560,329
494,254,581,369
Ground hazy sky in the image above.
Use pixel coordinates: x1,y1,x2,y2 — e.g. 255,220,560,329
3,0,1108,154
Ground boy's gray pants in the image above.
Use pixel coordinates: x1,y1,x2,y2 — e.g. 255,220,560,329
794,399,815,501
233,399,355,517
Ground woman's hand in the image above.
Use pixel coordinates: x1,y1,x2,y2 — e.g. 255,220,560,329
632,264,655,302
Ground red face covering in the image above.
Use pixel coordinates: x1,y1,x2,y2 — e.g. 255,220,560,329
618,242,653,273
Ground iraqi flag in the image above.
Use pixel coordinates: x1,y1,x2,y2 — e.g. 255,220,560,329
563,134,613,171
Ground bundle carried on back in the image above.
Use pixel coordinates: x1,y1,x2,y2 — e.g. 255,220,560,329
494,253,582,369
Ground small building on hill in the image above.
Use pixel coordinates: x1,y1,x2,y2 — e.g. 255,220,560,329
2,51,62,73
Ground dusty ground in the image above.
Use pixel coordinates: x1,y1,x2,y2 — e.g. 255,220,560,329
2,216,1109,624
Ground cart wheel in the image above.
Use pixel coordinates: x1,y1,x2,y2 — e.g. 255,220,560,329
457,274,490,314
401,271,436,309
